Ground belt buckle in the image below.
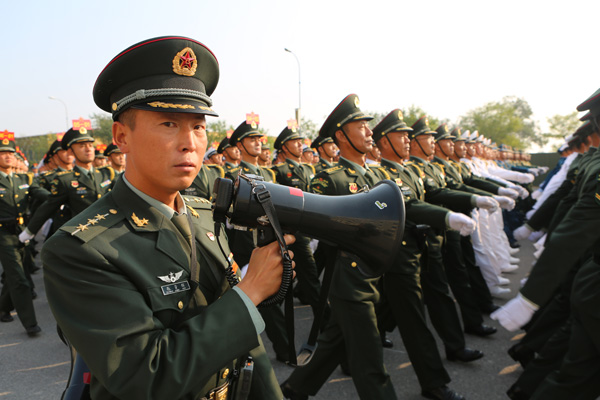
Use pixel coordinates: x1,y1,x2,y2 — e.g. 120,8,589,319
209,382,229,400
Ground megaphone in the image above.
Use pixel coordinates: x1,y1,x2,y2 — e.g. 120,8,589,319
212,174,405,278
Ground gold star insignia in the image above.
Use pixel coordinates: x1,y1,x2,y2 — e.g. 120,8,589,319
95,214,106,220
77,224,89,231
131,213,149,227
88,219,98,225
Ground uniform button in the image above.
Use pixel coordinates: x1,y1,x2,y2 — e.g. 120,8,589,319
402,241,406,245
14,194,18,198
222,368,230,379
351,262,357,268
177,301,183,309
81,195,85,198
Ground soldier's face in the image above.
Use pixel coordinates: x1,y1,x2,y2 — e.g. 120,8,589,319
415,134,435,156
284,138,303,158
56,149,75,166
259,148,270,162
93,157,107,167
0,151,15,172
209,153,224,165
320,142,337,159
437,139,454,156
70,141,95,164
337,120,373,154
109,152,126,167
239,136,262,157
113,110,207,201
224,146,241,161
454,141,467,158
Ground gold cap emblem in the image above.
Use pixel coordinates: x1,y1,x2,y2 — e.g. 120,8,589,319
354,96,360,107
2,139,8,145
172,47,198,76
397,110,403,120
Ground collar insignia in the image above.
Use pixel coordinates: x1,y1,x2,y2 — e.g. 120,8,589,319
158,271,184,283
131,213,148,227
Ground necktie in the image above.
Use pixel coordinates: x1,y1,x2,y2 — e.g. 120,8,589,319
364,169,377,188
171,213,192,249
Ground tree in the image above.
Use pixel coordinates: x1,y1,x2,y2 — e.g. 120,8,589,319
91,112,113,145
458,96,540,149
366,106,445,131
299,117,318,139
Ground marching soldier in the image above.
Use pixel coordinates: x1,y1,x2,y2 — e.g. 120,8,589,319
180,153,224,201
259,141,272,167
373,109,472,400
282,94,397,400
18,127,115,243
217,136,241,174
93,144,108,167
42,35,290,400
0,132,41,335
104,143,126,175
310,135,337,173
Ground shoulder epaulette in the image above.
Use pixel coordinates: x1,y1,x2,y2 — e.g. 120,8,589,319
304,163,316,174
61,207,123,243
274,162,285,167
230,166,242,173
56,170,72,176
371,165,391,180
408,163,425,178
206,164,225,178
260,166,276,182
182,195,212,210
98,165,116,181
42,170,54,177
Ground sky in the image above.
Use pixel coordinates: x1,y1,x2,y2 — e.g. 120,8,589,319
1,0,598,151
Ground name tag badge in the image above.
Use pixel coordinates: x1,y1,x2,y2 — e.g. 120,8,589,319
161,280,191,296
100,180,111,188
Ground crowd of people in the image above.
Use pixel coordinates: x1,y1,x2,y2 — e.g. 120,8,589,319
1,34,598,400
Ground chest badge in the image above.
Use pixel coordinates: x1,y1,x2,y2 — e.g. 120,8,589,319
158,271,184,283
395,178,403,186
349,182,358,193
71,181,79,188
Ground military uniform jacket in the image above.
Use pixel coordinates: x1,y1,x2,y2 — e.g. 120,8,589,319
272,159,315,191
26,165,115,233
41,178,279,400
432,156,495,197
0,173,33,225
180,164,224,201
521,152,600,308
407,156,474,214
225,160,276,184
314,158,335,174
310,157,384,302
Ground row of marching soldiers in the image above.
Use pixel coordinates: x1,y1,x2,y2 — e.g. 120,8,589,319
0,127,125,336
172,94,547,400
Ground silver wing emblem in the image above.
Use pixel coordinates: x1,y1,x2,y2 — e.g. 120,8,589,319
157,271,184,283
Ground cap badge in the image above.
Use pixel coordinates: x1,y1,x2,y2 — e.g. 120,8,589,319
354,96,360,107
158,271,183,283
443,125,448,133
397,110,403,120
287,119,298,132
2,139,8,145
131,212,149,227
79,127,87,134
172,47,197,77
349,182,358,193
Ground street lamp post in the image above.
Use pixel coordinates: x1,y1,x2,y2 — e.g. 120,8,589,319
48,96,70,130
284,48,301,124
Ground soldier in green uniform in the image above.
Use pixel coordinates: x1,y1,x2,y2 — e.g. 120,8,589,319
42,36,292,400
0,132,41,335
225,118,291,364
217,136,241,174
373,109,472,400
282,94,397,400
310,135,337,174
104,143,126,175
272,125,322,316
19,127,116,242
492,87,600,399
204,147,224,166
93,146,108,168
258,142,271,167
407,116,491,362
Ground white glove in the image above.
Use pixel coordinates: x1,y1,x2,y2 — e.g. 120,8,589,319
494,195,515,211
523,173,535,183
526,209,535,220
512,185,529,199
498,187,519,199
447,212,477,236
475,196,499,213
490,293,539,331
540,166,549,173
531,188,543,200
513,225,533,241
19,229,34,243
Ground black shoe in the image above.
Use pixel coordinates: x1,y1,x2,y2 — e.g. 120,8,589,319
465,324,497,337
281,380,308,400
26,325,42,336
481,303,500,315
0,312,14,322
508,344,534,368
382,337,394,348
507,383,530,400
422,385,465,400
447,347,484,362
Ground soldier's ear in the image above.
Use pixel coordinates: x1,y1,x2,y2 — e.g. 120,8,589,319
112,121,130,154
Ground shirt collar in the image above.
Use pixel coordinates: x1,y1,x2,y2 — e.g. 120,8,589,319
340,157,367,175
122,175,186,219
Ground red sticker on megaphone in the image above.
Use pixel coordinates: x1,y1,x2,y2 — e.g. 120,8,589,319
289,187,303,197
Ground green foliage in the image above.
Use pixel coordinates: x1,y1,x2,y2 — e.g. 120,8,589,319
299,117,318,139
458,96,540,148
91,112,113,145
15,134,56,166
366,106,446,131
545,112,580,139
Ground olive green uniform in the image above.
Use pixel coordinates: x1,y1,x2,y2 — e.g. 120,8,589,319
377,158,455,390
42,178,280,399
26,165,115,234
287,157,397,400
180,164,224,201
0,172,38,329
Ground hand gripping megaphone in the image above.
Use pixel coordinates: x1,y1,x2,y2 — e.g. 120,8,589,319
212,174,405,278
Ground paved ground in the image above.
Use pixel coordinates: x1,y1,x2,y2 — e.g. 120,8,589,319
0,241,535,399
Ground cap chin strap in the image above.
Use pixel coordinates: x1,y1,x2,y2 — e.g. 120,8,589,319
385,136,405,162
283,142,301,159
414,136,432,158
436,143,451,159
340,126,366,155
